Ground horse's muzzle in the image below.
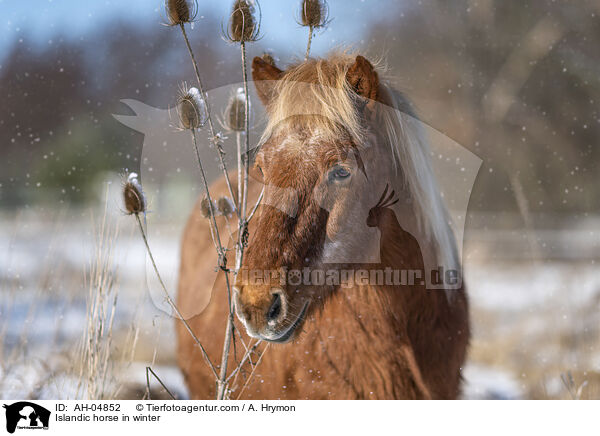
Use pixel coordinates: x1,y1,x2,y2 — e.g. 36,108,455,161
233,285,307,343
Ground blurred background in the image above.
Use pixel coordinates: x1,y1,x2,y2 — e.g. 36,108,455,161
0,0,599,399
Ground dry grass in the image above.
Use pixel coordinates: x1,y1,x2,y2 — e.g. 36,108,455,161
76,197,121,399
0,194,171,400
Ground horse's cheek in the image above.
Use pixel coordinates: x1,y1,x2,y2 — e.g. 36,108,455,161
325,204,342,241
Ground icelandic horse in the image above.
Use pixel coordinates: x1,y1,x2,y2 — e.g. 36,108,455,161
176,52,469,399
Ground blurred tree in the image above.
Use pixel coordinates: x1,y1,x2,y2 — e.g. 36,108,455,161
365,0,600,218
0,16,238,206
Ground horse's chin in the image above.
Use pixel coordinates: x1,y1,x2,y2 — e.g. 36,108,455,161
258,301,310,344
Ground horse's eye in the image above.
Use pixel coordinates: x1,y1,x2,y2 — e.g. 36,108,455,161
328,166,351,182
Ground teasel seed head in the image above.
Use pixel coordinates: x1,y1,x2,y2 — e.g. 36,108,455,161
217,196,236,217
123,172,146,215
299,0,330,29
200,197,217,219
165,0,197,26
178,86,207,130
224,87,248,132
226,0,261,42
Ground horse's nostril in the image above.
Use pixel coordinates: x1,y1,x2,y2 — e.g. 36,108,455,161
267,292,282,322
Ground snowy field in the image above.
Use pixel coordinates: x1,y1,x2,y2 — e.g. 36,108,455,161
1,207,599,400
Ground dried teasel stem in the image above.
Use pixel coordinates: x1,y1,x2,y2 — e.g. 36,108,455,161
246,187,264,222
239,41,251,237
123,174,218,380
188,130,227,265
214,38,252,401
226,339,261,384
224,87,248,210
305,26,314,61
299,0,330,60
135,213,218,379
174,7,243,398
213,0,261,401
188,128,238,400
225,0,259,213
236,131,243,211
216,294,236,399
176,19,239,214
145,366,176,400
235,343,270,400
165,0,264,400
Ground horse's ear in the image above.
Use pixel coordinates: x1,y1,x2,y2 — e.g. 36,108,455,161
252,56,284,107
346,55,379,109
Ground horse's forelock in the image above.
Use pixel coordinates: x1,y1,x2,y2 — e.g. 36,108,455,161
260,52,366,148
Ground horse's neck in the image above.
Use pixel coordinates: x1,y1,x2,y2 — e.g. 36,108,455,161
301,176,467,398
308,213,457,398
311,282,431,399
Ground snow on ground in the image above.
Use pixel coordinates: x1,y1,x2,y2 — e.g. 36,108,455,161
461,364,523,400
465,261,600,311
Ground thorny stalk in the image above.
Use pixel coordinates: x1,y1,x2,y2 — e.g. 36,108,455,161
146,366,177,400
236,131,243,211
190,130,227,264
240,41,251,226
134,213,218,380
179,23,239,212
226,339,261,384
215,38,254,400
190,128,238,399
178,17,252,399
235,344,270,400
165,4,263,400
305,25,314,60
247,188,264,222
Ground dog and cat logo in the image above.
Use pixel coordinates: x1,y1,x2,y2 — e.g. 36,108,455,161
2,402,50,433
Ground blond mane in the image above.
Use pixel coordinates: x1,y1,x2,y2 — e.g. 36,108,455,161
261,52,367,145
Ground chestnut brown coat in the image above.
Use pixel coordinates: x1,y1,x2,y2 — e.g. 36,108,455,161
177,53,469,399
